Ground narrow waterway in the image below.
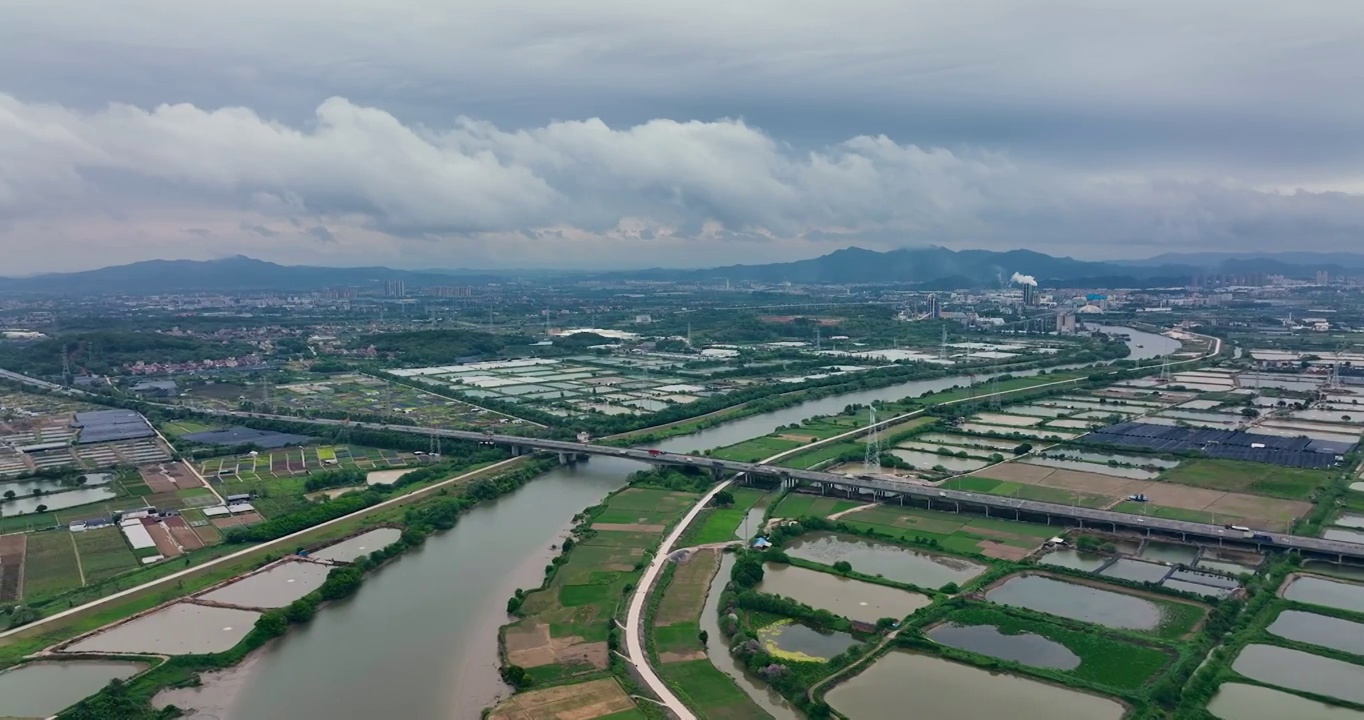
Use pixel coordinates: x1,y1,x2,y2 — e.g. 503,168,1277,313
166,330,1165,719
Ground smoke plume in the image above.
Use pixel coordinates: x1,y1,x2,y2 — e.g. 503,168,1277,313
1010,272,1038,286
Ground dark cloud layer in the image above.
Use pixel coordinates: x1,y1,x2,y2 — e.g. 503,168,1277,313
1,0,1362,272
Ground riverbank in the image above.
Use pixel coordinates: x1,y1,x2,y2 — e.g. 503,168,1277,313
3,457,551,718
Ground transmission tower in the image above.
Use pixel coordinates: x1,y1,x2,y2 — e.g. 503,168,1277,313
863,406,882,475
939,325,948,361
990,375,1001,409
430,429,441,455
1159,357,1172,383
61,345,72,387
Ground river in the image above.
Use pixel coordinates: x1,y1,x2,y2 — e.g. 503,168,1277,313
158,329,1169,719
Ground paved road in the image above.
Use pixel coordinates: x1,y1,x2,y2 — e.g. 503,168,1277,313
0,458,524,642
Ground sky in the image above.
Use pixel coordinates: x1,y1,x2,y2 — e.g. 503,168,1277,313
2,0,1363,274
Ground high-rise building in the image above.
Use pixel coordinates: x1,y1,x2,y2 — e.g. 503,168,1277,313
927,294,940,318
1317,270,1330,286
385,280,407,298
1056,312,1076,334
1022,284,1036,306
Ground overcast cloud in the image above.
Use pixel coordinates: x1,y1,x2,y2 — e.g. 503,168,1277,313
1,0,1363,273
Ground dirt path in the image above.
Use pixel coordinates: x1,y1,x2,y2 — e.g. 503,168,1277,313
70,532,86,586
827,503,875,522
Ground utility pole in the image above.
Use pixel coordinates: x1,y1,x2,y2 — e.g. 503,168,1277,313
863,406,882,475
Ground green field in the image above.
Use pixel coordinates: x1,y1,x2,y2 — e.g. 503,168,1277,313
661,660,773,720
939,476,1109,508
1159,458,1330,500
22,530,84,598
709,436,805,463
72,526,140,583
839,504,1055,557
935,606,1172,689
775,441,861,469
504,486,698,684
683,488,769,545
770,494,867,519
162,420,214,437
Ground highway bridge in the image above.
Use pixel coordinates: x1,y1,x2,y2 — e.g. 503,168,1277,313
190,410,1363,562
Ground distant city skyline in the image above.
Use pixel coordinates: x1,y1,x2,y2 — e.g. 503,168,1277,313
3,1,1364,273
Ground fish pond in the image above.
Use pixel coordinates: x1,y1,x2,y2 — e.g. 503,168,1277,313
1232,645,1364,706
1284,575,1364,614
311,527,403,563
1139,541,1200,565
985,574,1204,637
929,607,1170,690
62,603,260,655
757,619,860,662
0,660,148,719
783,532,986,589
1266,610,1364,657
756,564,932,624
825,651,1126,720
1209,682,1364,720
1099,558,1171,583
199,561,332,609
928,623,1079,670
1040,549,1109,572
887,449,989,473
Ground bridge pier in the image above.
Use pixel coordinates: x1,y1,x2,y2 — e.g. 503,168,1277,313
711,466,725,483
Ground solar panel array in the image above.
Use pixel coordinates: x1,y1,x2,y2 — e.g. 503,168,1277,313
1079,421,1354,470
182,427,312,448
72,409,155,445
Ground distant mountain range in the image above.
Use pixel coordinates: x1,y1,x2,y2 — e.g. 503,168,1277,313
0,256,505,294
3,247,1361,294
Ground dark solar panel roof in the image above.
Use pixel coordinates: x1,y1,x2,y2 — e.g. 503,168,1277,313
1079,421,1353,470
182,427,312,448
73,409,154,444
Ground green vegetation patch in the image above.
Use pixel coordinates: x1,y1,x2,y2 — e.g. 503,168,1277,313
72,527,139,583
1160,458,1329,500
709,436,804,463
771,494,865,519
661,659,773,720
21,530,84,598
937,605,1172,690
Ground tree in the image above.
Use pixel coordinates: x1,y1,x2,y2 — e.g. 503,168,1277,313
940,582,959,594
698,629,710,646
1013,443,1033,456
713,490,735,507
833,560,853,574
1,490,14,501
35,505,47,514
1241,407,1259,418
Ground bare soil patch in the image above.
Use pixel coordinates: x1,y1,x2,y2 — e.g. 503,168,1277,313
778,433,819,443
659,650,708,663
1205,493,1310,524
145,521,183,558
210,512,264,530
1031,468,1142,496
0,533,26,602
593,523,666,533
505,622,608,670
164,516,205,551
1138,484,1227,511
487,678,635,720
139,467,179,494
977,541,1031,561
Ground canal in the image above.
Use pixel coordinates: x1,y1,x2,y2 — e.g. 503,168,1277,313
160,329,1170,719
